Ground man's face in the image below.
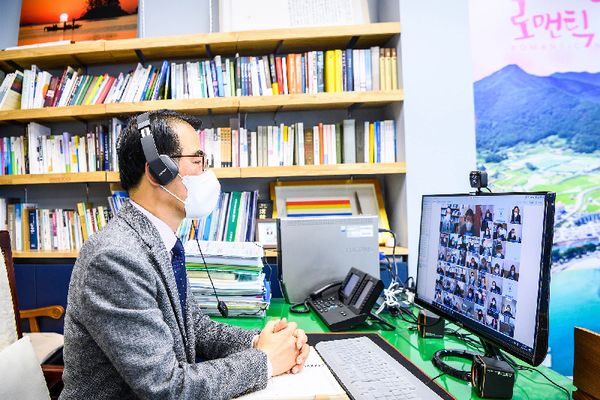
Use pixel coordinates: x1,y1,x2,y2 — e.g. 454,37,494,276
168,121,205,218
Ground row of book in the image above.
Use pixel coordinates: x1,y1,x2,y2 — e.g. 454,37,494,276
169,46,398,99
184,240,270,318
1,119,124,176
1,117,395,176
0,46,399,111
176,190,259,245
0,191,128,251
202,118,397,168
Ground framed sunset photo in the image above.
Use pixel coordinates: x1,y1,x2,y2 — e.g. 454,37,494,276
18,0,139,47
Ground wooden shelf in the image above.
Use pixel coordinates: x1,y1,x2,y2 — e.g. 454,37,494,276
104,32,239,64
104,98,240,117
0,41,107,73
12,245,407,259
238,90,403,113
264,245,407,258
236,22,400,55
0,91,403,124
0,171,107,185
0,104,107,124
13,249,80,259
0,22,400,72
239,162,406,178
104,163,406,183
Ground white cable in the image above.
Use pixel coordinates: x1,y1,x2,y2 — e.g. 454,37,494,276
375,281,403,315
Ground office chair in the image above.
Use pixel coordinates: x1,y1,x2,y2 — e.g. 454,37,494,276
0,230,64,397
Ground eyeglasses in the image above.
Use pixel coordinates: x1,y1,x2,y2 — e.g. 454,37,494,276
171,153,209,171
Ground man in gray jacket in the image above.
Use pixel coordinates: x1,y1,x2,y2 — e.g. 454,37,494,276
60,110,309,399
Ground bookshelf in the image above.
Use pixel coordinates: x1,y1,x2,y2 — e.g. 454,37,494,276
0,22,406,259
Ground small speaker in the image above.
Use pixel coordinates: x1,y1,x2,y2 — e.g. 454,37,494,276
471,355,515,399
417,309,445,338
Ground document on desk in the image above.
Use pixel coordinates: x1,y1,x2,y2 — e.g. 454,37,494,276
237,347,349,399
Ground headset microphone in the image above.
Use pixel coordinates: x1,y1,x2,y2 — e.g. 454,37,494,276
196,237,229,318
137,111,228,318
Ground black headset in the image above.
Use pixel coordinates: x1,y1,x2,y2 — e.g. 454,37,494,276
431,349,478,381
137,112,179,185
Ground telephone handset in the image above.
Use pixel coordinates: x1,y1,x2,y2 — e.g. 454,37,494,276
291,267,385,331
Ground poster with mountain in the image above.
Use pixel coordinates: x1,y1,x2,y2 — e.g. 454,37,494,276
18,0,138,47
470,0,600,376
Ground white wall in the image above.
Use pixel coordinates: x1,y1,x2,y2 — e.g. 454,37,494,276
399,0,477,277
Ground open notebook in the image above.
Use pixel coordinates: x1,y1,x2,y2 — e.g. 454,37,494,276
237,346,348,400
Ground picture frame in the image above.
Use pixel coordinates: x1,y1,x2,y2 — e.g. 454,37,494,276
255,218,278,249
269,179,390,244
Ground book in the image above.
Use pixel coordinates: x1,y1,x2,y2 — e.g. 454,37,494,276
334,49,342,92
364,48,372,91
324,50,335,93
262,55,273,95
215,55,225,97
235,54,242,97
346,48,353,92
20,70,31,109
391,48,398,90
43,76,59,107
356,122,365,163
287,55,296,95
384,48,392,91
295,54,302,95
342,119,356,164
0,70,24,111
335,122,342,164
269,54,279,95
304,129,314,165
371,46,380,91
52,66,74,107
236,347,347,400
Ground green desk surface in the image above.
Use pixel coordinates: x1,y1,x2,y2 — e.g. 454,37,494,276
213,299,575,400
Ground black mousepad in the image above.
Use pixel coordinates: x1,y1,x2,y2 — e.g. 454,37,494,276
307,332,457,400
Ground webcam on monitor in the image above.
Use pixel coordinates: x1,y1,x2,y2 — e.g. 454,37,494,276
469,170,488,189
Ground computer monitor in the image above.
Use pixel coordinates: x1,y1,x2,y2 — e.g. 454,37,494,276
415,192,555,366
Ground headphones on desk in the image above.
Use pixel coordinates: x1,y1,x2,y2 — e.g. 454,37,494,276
137,112,179,185
432,349,478,381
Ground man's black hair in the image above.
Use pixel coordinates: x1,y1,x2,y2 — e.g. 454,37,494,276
117,109,203,192
464,208,474,218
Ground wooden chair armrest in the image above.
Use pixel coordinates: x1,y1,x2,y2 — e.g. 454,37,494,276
20,305,65,332
41,364,64,382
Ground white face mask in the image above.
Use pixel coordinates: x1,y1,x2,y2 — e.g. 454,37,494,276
162,170,221,219
465,221,473,231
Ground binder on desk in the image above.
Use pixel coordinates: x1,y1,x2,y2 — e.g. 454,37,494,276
237,347,348,399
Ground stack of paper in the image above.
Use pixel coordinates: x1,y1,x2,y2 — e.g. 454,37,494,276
184,240,270,317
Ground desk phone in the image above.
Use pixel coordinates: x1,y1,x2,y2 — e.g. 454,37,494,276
307,268,385,331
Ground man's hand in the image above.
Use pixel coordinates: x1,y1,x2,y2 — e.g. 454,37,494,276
254,319,309,376
272,318,309,374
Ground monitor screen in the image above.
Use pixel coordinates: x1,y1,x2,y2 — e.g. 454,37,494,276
415,192,555,366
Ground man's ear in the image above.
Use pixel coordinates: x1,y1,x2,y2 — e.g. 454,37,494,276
145,163,161,187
